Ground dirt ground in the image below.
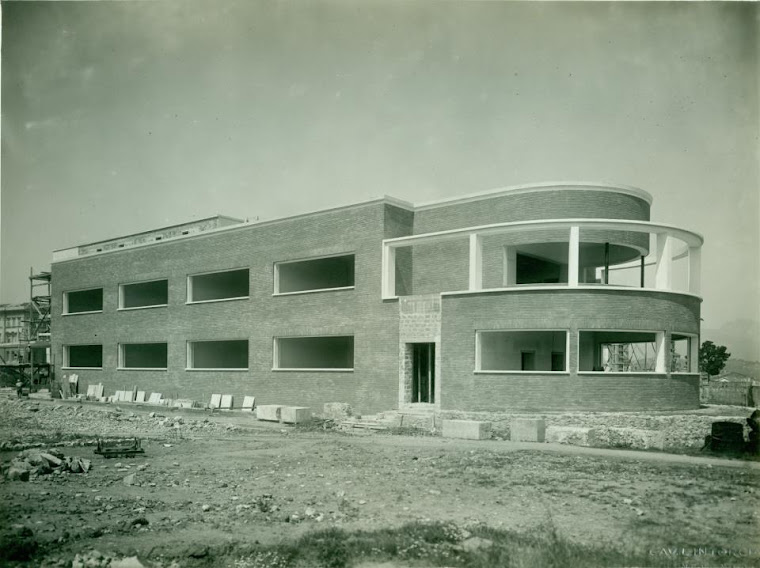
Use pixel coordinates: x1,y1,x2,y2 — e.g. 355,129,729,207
1,398,759,567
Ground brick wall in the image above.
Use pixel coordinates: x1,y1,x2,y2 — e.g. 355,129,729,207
439,288,701,411
52,202,404,414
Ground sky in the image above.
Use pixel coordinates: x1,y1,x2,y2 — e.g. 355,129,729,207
2,1,759,359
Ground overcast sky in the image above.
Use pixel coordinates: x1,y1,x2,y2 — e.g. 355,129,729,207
2,1,758,359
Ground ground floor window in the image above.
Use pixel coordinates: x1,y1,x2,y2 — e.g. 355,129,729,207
274,336,354,370
64,344,103,368
578,330,663,372
476,330,568,372
187,340,248,370
119,343,168,370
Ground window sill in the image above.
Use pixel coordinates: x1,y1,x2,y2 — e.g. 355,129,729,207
63,311,103,316
273,286,355,297
474,370,570,375
185,368,248,372
186,297,249,305
117,367,168,371
576,371,667,376
62,367,102,370
118,305,168,311
273,368,354,373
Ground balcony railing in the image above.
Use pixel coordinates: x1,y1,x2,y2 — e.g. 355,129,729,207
381,218,703,299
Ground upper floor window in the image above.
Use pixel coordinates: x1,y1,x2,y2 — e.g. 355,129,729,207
274,254,355,295
187,268,249,303
119,279,169,310
63,288,103,314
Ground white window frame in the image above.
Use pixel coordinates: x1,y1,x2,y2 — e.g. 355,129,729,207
185,339,249,371
577,329,667,375
273,335,355,372
186,267,250,305
273,253,356,296
474,329,570,374
670,332,699,374
118,342,169,371
62,344,103,370
118,278,169,311
62,287,104,316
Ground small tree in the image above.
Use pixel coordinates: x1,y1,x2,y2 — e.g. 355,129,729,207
699,340,731,378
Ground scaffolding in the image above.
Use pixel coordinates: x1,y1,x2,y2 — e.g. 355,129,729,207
0,269,52,390
602,342,657,372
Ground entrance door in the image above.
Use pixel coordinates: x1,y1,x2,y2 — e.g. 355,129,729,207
411,343,435,403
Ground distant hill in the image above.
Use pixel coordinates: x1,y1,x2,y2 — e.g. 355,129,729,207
723,358,760,380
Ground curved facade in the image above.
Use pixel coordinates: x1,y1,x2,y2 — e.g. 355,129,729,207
384,183,703,412
51,182,702,413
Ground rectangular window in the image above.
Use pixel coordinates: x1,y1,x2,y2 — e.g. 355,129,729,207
578,330,662,372
188,269,249,303
64,344,103,368
476,330,567,372
275,336,354,370
275,254,355,294
119,343,168,370
64,288,103,314
120,279,168,309
187,340,248,370
671,333,696,373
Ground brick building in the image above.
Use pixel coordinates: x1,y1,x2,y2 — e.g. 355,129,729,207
51,183,703,412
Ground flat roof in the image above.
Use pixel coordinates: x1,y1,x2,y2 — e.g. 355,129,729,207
53,215,244,253
51,182,655,263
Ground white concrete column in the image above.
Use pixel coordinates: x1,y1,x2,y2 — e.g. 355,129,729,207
502,246,517,286
688,335,699,373
381,244,396,298
468,234,483,291
568,226,580,287
655,331,667,373
688,246,701,295
654,233,673,290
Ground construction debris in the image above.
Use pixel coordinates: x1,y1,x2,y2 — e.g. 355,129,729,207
2,448,91,481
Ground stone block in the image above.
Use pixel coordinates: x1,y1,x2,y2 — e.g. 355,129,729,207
220,395,233,410
281,406,311,424
148,393,162,405
242,396,256,411
256,405,282,422
510,418,546,442
173,399,195,409
442,419,491,440
135,391,146,403
209,394,222,409
546,426,599,447
7,467,30,482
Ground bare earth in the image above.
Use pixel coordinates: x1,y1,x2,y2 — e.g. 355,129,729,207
1,399,759,567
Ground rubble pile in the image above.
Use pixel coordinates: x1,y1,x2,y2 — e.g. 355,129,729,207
2,448,91,482
0,399,242,445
